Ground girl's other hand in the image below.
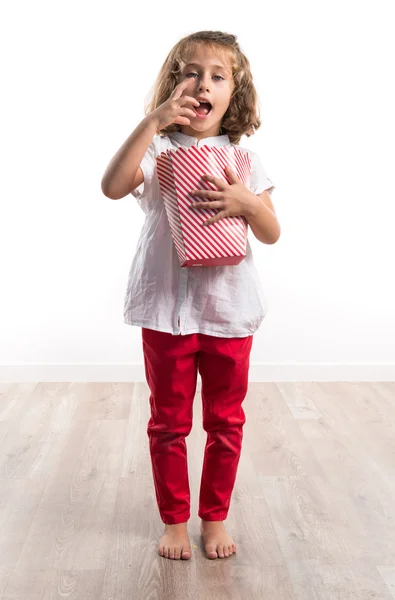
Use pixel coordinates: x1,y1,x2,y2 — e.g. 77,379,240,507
150,79,200,131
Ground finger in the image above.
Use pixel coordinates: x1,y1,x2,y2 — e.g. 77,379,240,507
203,212,224,226
172,78,191,99
201,174,226,190
174,117,191,125
190,190,222,199
180,95,200,108
190,201,224,210
224,165,240,183
179,107,199,119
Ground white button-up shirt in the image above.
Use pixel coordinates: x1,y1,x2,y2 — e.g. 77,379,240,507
124,131,275,337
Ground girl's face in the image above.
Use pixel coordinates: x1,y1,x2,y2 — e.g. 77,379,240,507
177,46,235,140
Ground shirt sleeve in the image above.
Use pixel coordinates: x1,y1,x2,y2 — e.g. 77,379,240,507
130,139,157,200
248,150,276,196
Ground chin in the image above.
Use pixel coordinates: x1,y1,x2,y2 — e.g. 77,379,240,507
193,121,222,132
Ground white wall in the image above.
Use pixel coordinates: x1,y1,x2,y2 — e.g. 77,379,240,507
1,0,394,382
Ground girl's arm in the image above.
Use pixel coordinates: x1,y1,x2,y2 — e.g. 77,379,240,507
245,190,281,244
101,115,158,200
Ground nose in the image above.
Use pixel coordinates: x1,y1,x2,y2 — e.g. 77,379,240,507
198,76,210,92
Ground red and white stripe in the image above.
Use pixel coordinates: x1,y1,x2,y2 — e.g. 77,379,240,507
156,145,252,267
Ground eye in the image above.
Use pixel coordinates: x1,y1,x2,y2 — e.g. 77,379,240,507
185,72,224,81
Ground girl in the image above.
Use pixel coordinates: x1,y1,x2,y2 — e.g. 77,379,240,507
101,30,280,561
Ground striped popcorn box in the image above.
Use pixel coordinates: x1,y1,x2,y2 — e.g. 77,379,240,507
156,145,252,267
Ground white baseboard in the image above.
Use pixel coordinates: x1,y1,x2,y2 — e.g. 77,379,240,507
0,363,394,382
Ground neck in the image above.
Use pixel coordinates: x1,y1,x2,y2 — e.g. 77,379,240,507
179,125,224,141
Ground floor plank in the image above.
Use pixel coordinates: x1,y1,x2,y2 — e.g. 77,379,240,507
0,382,394,599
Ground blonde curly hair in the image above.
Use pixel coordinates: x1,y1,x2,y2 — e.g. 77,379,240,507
144,31,262,145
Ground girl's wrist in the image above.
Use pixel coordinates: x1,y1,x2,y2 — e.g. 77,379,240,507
145,114,161,136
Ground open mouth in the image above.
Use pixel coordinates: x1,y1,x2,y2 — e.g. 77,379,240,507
194,102,212,118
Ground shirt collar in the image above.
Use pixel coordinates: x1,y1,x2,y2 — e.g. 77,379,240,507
169,131,230,148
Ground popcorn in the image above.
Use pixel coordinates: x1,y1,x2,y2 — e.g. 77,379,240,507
156,145,252,267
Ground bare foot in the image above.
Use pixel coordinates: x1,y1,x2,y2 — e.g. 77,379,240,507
158,522,192,560
200,520,237,559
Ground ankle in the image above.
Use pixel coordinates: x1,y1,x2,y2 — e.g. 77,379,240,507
201,519,224,524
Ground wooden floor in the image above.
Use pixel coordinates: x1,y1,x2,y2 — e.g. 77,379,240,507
0,381,394,599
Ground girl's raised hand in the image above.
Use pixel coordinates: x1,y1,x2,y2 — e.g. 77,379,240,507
150,79,200,131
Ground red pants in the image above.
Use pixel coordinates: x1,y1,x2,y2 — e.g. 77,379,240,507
141,327,253,524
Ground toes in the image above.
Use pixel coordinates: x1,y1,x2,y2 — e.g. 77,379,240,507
206,544,218,559
159,541,192,560
217,544,225,558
